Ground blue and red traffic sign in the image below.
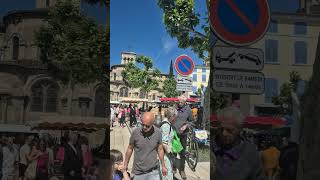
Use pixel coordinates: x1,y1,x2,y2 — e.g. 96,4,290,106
174,55,195,76
209,0,270,46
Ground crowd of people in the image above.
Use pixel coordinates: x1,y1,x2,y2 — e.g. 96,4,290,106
110,96,197,180
211,106,299,180
0,131,101,180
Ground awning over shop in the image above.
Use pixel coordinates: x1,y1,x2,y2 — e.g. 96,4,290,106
159,97,200,102
210,114,286,126
28,115,109,132
110,101,120,104
120,98,149,102
0,124,38,133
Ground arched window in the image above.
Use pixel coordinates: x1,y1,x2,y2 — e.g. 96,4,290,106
94,86,106,117
12,36,19,60
120,87,129,97
152,94,156,100
31,80,59,112
139,90,146,99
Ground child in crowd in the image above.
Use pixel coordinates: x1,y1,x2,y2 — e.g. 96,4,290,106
110,149,130,180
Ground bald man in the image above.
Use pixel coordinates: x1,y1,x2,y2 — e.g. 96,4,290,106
124,112,167,180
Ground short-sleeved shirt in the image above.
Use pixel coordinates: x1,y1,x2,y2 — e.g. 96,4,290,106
129,126,162,175
174,105,193,132
19,144,30,165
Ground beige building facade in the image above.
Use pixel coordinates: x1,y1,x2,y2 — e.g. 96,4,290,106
110,52,168,107
0,0,107,127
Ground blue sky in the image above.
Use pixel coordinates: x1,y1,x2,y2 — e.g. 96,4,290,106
111,0,299,74
0,0,107,25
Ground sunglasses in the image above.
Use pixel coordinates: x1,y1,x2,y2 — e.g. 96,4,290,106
141,124,151,128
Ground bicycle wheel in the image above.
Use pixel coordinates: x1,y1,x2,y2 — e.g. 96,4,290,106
186,134,199,171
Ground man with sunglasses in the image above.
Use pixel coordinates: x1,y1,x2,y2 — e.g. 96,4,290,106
124,112,167,180
212,106,266,180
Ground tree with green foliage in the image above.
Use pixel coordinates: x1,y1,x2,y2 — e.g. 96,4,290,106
157,0,226,114
122,55,161,106
83,0,109,6
35,0,107,114
169,60,174,78
297,34,320,180
163,77,179,98
272,71,301,114
35,0,108,158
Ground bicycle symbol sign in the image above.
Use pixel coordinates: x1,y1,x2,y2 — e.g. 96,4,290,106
209,0,270,46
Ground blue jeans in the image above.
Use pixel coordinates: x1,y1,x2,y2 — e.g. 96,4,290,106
133,169,160,180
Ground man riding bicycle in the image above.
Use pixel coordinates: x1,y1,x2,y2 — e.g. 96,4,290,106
172,96,194,180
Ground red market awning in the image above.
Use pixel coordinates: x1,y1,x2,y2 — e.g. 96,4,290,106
160,97,200,102
210,114,286,126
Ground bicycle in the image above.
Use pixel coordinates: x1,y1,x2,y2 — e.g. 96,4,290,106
183,123,199,171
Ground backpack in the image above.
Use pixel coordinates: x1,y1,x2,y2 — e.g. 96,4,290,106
158,121,183,154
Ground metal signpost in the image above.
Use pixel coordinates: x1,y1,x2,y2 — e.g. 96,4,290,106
174,55,195,92
209,0,270,95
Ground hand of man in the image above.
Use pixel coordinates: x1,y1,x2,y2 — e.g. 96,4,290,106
162,165,168,176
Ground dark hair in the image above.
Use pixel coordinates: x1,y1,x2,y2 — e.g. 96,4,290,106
110,149,123,163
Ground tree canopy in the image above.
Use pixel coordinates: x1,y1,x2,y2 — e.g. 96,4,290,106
35,0,107,85
121,55,161,93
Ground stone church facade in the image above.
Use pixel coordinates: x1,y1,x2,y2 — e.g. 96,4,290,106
0,0,107,127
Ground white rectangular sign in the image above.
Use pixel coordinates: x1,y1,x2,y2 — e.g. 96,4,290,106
212,46,264,71
213,70,265,94
176,75,192,84
176,83,192,92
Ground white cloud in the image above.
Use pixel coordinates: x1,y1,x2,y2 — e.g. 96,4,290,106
155,35,176,61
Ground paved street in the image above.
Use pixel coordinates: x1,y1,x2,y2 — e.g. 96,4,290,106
110,122,210,180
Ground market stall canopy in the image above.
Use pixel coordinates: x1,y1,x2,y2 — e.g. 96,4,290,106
28,115,109,132
120,98,149,102
0,124,38,133
159,97,200,102
210,114,286,126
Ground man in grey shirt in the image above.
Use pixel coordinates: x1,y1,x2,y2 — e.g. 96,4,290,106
212,106,266,180
124,112,167,180
172,96,193,180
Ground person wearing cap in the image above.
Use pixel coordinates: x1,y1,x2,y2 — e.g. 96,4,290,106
172,96,193,180
212,106,266,180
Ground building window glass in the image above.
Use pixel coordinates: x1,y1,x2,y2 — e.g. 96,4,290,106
202,68,206,73
265,39,278,63
152,94,156,100
139,90,146,99
95,86,107,117
294,22,307,35
193,74,197,81
202,75,206,82
268,20,278,33
192,86,197,93
31,80,58,112
265,78,278,103
12,36,19,60
294,41,307,64
119,87,129,97
114,73,116,81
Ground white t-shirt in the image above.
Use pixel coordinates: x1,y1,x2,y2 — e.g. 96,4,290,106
19,144,30,165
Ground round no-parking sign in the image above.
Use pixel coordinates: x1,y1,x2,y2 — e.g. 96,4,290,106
174,55,195,76
210,0,270,46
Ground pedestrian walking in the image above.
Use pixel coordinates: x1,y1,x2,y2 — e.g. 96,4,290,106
111,106,116,127
129,104,136,127
279,138,298,180
212,106,266,180
62,132,84,180
158,107,178,180
1,137,19,180
119,106,126,128
261,141,280,180
19,135,33,180
110,149,130,180
123,112,167,180
172,96,193,180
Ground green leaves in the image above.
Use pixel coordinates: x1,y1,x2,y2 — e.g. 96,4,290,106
163,77,179,97
158,0,209,60
35,0,107,85
122,55,160,93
